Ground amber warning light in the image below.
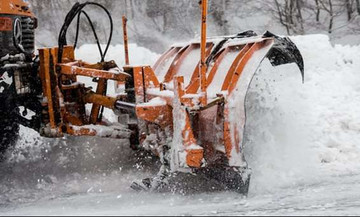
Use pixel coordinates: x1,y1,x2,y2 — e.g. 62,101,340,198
0,17,13,31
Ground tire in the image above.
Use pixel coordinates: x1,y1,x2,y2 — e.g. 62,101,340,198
0,115,19,156
0,100,20,158
0,63,21,158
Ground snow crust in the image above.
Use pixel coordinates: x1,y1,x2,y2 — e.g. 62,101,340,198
141,97,167,106
1,34,360,215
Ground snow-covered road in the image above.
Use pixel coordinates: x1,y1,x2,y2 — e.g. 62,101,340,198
0,34,360,215
1,170,360,215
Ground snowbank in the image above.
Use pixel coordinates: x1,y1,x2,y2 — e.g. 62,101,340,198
245,34,360,193
75,43,160,66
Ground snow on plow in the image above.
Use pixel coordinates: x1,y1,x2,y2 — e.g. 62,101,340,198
0,0,304,194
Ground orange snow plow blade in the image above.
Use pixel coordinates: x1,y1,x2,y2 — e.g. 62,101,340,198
127,32,304,194
126,1,303,193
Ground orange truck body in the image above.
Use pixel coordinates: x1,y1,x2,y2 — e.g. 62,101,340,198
1,0,34,17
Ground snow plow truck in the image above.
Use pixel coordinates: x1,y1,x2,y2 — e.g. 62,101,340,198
0,0,304,194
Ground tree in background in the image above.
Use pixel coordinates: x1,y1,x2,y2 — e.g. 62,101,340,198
345,0,354,21
209,0,230,35
317,0,358,34
318,0,335,33
30,0,360,52
272,0,360,35
273,0,305,34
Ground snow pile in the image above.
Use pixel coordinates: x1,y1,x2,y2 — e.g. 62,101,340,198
245,34,360,193
75,43,160,66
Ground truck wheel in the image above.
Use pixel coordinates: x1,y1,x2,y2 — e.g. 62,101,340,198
0,115,19,157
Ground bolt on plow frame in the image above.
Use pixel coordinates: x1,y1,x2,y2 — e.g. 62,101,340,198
0,0,304,194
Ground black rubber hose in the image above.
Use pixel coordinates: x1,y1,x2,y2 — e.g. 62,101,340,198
57,2,114,122
74,10,104,61
58,2,113,64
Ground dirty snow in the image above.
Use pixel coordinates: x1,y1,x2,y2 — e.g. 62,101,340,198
0,35,360,215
